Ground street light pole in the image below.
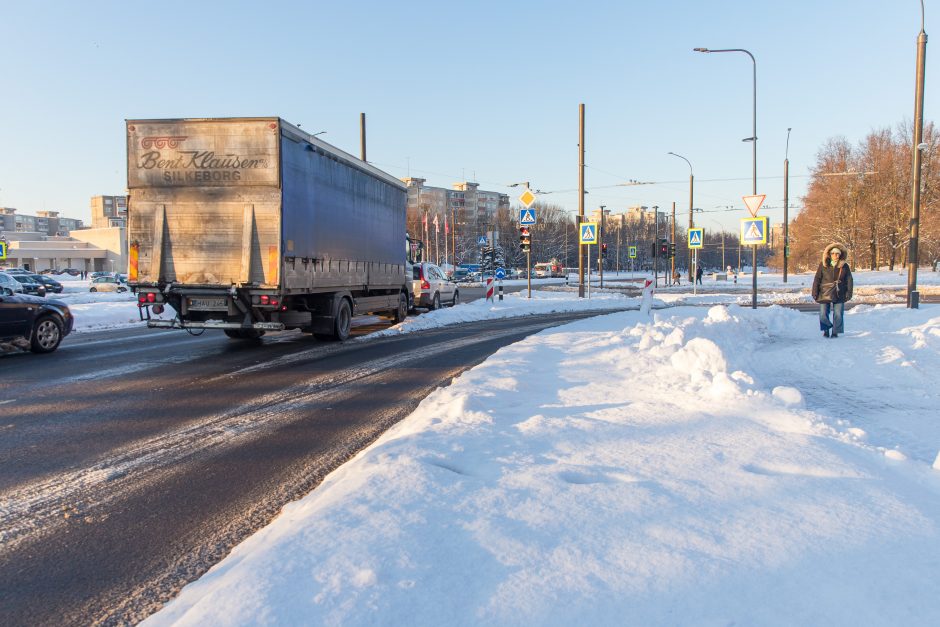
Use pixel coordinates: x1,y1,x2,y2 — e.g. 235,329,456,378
908,0,928,308
694,47,758,308
784,127,792,283
667,152,694,281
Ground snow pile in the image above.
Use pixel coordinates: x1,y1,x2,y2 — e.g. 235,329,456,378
144,304,940,626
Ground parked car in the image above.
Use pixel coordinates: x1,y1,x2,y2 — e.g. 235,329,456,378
90,271,114,280
10,274,46,297
0,287,73,353
29,273,63,294
411,262,459,311
89,275,128,293
0,272,25,294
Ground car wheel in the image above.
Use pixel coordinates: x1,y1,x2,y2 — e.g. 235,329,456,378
89,287,97,292
118,286,127,293
431,293,441,310
333,298,352,341
392,292,408,323
30,315,63,353
451,290,459,307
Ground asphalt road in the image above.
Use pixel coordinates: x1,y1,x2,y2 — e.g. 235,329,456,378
0,310,613,626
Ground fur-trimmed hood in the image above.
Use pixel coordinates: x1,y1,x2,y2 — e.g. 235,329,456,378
822,243,848,268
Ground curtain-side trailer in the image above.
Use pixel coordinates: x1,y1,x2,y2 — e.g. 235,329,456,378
126,117,410,340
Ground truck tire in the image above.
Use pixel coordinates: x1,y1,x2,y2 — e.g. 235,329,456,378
392,292,408,323
30,315,63,353
332,298,352,341
224,329,265,340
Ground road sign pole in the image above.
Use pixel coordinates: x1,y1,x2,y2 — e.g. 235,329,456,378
693,249,698,296
527,249,531,299
588,245,592,299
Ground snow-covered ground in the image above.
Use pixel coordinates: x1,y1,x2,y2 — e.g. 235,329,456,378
125,270,940,626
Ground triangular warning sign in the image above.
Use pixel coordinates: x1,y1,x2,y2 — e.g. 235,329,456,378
745,222,763,239
742,194,766,217
689,231,702,246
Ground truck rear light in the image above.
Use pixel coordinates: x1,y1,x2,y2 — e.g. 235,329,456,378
138,295,147,304
270,299,279,307
260,295,270,304
147,293,156,303
138,293,157,304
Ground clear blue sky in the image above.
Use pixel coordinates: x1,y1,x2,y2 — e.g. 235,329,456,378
0,0,934,233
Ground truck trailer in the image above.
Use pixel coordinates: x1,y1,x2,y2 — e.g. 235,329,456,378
126,117,411,340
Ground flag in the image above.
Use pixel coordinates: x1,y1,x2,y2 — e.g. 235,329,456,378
422,212,428,229
444,216,449,235
433,214,439,233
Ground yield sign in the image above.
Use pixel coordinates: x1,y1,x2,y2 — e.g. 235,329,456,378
742,194,766,217
579,222,598,244
519,209,536,225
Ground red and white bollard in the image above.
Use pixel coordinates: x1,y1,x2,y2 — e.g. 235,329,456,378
485,277,495,302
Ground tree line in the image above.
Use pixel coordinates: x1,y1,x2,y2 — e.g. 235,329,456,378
777,121,938,272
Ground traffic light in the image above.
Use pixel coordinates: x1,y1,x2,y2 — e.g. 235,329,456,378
659,239,669,257
520,226,531,252
601,243,608,258
669,242,676,258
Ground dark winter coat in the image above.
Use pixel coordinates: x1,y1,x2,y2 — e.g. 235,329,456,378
812,243,854,304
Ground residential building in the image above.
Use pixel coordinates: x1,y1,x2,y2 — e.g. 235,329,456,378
0,207,83,236
402,178,510,235
90,195,128,228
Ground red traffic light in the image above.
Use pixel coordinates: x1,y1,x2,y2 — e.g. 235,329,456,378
520,227,530,236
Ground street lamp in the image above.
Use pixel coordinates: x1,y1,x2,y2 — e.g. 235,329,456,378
667,152,694,281
784,127,792,283
908,0,928,308
694,46,759,309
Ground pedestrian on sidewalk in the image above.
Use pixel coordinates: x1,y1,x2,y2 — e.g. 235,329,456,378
672,270,681,286
695,265,703,285
812,243,853,338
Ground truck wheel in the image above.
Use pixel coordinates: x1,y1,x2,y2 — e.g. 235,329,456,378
430,293,441,310
30,315,63,353
224,329,265,340
392,292,408,323
333,298,352,341
451,291,459,307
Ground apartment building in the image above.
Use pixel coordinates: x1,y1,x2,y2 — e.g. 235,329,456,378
0,208,83,235
90,195,128,228
402,178,510,234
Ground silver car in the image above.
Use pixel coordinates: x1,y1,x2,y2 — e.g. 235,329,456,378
0,272,25,294
411,262,458,311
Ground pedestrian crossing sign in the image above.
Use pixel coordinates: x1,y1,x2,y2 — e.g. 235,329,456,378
579,222,598,244
628,245,637,259
0,241,6,260
688,228,704,249
520,209,536,225
740,217,768,245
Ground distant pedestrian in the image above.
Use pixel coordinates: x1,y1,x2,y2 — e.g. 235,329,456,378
672,270,681,286
695,265,703,285
812,243,854,338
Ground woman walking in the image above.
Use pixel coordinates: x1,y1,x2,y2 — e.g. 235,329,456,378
811,244,853,338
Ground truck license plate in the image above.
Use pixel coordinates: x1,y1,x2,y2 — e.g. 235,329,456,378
187,297,227,311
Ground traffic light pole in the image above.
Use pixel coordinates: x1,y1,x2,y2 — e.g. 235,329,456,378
527,248,532,299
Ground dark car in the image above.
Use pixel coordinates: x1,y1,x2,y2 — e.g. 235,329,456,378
11,274,46,297
29,273,64,294
0,287,73,353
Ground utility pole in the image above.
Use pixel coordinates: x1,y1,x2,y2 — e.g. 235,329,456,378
599,206,606,288
671,201,676,281
908,3,928,308
359,113,367,161
783,127,791,283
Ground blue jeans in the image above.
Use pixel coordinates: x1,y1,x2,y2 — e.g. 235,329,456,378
819,302,844,334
